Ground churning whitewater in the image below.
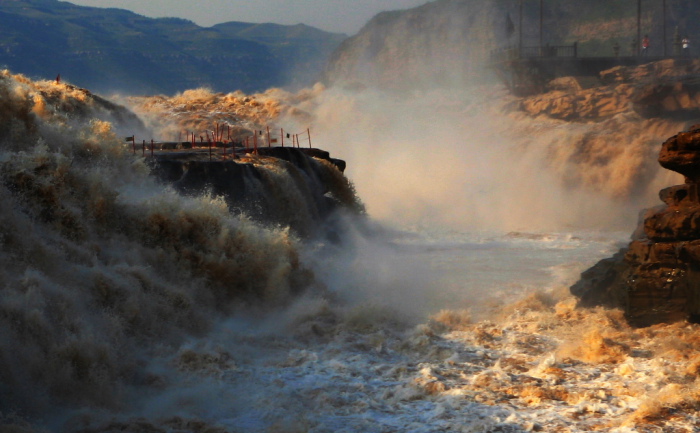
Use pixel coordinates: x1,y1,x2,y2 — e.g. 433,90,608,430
2,70,700,433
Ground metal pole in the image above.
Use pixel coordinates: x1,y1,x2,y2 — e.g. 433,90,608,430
518,0,523,56
663,0,667,57
539,0,543,50
637,0,641,56
307,128,312,148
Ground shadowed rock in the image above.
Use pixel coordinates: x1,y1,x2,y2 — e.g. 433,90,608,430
145,147,355,238
571,125,700,326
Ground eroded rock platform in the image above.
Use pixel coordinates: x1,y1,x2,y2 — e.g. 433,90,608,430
572,126,700,326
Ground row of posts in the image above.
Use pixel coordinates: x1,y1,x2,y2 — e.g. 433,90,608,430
126,126,312,161
516,0,691,58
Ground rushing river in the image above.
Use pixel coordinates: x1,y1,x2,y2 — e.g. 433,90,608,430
3,71,698,433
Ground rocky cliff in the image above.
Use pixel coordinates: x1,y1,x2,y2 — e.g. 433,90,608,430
323,0,507,90
147,146,359,238
519,59,700,327
323,0,700,91
572,127,700,327
520,59,700,121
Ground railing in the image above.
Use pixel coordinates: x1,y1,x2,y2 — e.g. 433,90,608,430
490,43,578,62
126,125,313,161
489,47,520,62
521,43,577,58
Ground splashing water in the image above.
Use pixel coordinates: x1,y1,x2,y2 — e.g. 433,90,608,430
0,71,329,427
2,70,699,433
284,86,683,232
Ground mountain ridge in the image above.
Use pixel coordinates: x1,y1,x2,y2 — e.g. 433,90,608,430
0,0,346,95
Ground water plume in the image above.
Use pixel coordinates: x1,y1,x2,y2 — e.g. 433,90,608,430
0,71,325,427
2,63,698,432
122,84,325,142
280,86,684,233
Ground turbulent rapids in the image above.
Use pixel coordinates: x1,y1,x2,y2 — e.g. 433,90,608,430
0,71,357,426
2,69,700,433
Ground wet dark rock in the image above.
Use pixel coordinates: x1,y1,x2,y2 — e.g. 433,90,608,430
658,128,700,181
255,146,346,173
571,126,700,326
145,147,351,238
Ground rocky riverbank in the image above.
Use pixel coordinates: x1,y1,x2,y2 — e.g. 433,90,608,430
147,146,359,238
539,59,700,326
572,126,700,326
520,59,700,121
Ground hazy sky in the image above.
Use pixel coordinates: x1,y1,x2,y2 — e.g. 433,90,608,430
67,0,429,35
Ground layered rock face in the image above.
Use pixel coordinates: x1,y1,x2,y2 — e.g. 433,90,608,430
521,59,700,121
572,126,700,326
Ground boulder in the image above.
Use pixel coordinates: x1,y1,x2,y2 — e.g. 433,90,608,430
657,128,700,181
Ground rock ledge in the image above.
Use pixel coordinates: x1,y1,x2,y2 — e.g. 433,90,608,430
572,126,700,326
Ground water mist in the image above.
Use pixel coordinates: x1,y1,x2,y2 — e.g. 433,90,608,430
282,86,681,234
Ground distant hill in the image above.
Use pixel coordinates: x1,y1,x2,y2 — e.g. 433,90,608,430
323,0,700,91
0,0,347,95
